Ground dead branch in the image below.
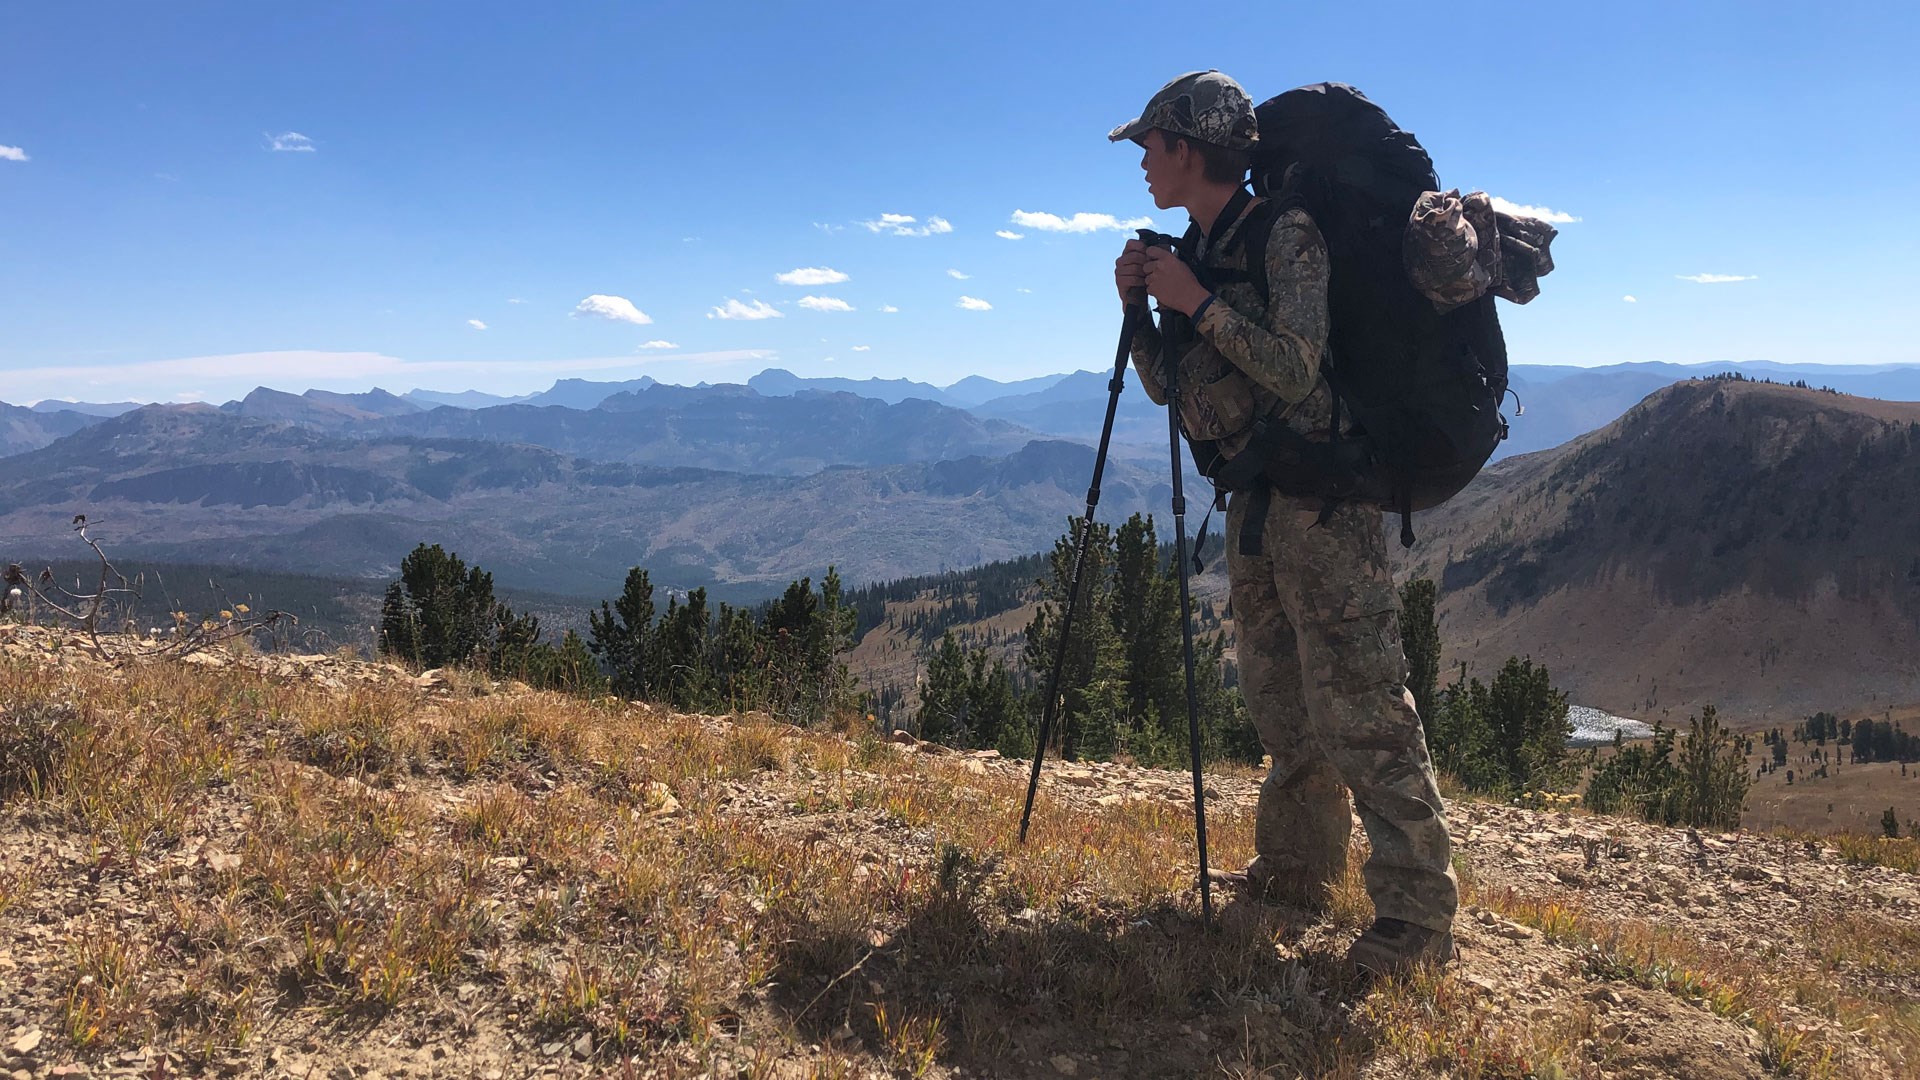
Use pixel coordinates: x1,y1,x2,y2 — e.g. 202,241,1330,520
4,515,296,664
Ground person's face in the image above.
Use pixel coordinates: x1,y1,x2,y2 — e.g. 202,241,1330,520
1137,131,1192,211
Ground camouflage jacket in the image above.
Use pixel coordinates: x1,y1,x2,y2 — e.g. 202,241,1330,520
1130,195,1332,460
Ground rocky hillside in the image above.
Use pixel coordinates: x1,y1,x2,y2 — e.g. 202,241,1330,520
1,627,1915,1078
1401,380,1920,721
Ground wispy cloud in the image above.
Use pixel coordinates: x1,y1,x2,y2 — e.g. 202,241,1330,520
996,230,1023,240
860,212,953,237
1675,273,1758,284
708,297,783,320
797,295,854,312
946,269,971,280
880,305,900,313
1623,295,1638,303
776,266,850,286
851,345,871,352
506,297,527,304
0,145,28,163
467,319,488,330
1010,210,1153,234
1016,287,1033,294
812,222,846,235
957,296,992,311
1488,196,1579,224
268,131,315,153
573,294,653,324
638,340,679,350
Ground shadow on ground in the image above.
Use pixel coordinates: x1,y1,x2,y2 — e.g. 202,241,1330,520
767,852,1375,1078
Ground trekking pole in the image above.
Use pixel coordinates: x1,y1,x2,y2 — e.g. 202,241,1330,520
1018,298,1146,844
1162,322,1215,927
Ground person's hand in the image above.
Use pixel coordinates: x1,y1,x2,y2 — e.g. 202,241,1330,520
1143,247,1211,317
1115,239,1149,308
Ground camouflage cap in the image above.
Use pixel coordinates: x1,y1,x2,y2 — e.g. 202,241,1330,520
1108,70,1258,152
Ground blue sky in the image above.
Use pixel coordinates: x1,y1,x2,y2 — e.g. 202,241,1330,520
3,1,1916,405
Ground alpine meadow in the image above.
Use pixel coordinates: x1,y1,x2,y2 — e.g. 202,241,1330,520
4,4,1920,1079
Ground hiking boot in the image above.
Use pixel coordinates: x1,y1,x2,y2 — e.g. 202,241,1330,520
1345,917,1455,978
1204,855,1331,914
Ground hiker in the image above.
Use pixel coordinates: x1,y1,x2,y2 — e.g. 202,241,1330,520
1109,71,1458,976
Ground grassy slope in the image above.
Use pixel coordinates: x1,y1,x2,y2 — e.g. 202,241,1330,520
0,628,1916,1078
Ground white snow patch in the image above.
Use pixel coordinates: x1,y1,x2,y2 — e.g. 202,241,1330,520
1567,706,1656,747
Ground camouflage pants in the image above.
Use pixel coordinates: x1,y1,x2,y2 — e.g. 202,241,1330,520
1224,489,1458,933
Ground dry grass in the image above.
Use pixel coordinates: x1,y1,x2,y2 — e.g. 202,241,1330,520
1470,877,1916,1080
1,653,1914,1078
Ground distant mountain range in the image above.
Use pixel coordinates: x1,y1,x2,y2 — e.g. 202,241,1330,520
9,362,1920,717
16,360,1916,463
1398,379,1920,720
365,384,1042,474
0,405,1166,597
3,400,100,456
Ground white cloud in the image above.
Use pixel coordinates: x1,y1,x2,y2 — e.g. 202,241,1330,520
996,230,1024,240
957,296,992,311
708,297,783,320
638,340,679,350
467,319,488,330
506,297,526,304
860,213,953,237
880,304,900,313
573,294,653,324
947,269,971,280
797,295,854,312
1488,196,1580,224
1010,209,1153,234
0,145,28,162
172,390,208,403
1016,287,1033,294
812,222,846,235
1622,295,1638,303
268,131,314,153
851,345,871,352
1675,273,1758,284
776,266,850,286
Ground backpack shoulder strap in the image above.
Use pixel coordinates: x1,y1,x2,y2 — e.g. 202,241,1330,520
1235,198,1282,308
1192,197,1286,306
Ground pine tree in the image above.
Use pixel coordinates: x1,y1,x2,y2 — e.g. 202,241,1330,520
712,603,766,710
653,589,712,711
1110,513,1179,734
1023,517,1125,760
377,581,420,665
919,631,969,745
1675,705,1749,829
588,567,655,701
381,543,502,669
1482,657,1573,794
967,652,1019,752
1428,657,1571,796
1399,578,1441,722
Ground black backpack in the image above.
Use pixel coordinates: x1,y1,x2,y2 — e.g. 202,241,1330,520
1189,82,1510,548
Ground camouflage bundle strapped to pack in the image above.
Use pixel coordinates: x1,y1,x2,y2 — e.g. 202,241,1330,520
1196,82,1553,546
